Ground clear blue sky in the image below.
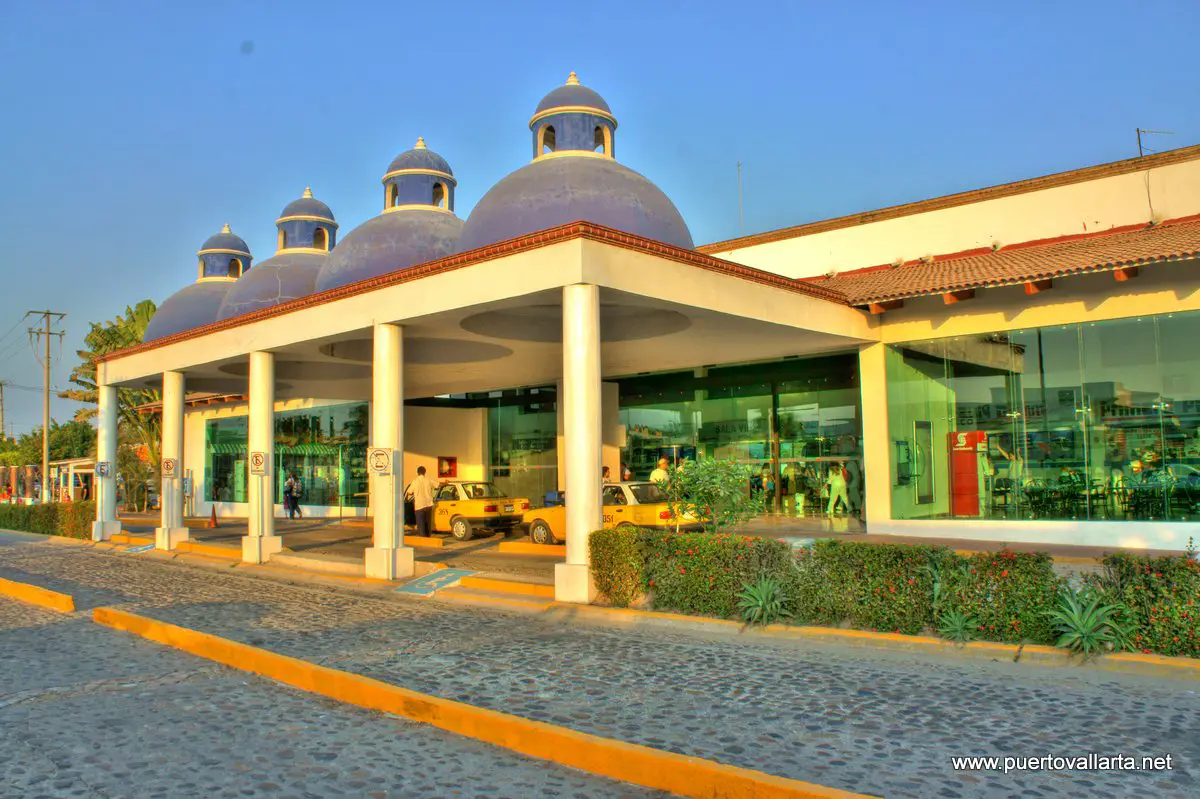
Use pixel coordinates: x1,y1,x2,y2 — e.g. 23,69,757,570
0,0,1196,435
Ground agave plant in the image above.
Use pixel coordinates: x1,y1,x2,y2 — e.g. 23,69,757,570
1046,588,1137,658
937,609,978,644
738,576,792,626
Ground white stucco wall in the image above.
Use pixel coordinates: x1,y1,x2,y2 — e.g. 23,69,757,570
708,156,1200,279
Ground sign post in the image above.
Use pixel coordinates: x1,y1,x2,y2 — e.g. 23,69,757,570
249,451,268,538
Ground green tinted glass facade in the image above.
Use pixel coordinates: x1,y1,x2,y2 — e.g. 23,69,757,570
204,401,369,508
886,312,1200,522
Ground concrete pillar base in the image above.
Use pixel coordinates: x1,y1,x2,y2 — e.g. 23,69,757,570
242,534,283,564
364,546,415,580
154,526,190,551
91,520,122,542
554,562,596,604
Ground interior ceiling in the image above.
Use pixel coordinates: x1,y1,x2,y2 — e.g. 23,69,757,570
130,288,861,399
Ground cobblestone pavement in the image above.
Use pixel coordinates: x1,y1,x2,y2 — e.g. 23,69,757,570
0,596,664,799
1,535,1198,798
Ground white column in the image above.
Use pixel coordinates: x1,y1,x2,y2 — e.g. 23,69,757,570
243,351,282,563
365,323,414,580
91,383,122,541
155,371,190,550
859,342,893,530
555,283,602,603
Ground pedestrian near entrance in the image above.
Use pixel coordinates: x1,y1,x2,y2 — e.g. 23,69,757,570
410,465,437,537
826,463,849,517
649,458,670,485
284,472,303,519
602,465,613,484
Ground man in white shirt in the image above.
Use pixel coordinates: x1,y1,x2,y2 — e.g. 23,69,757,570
649,457,671,485
410,465,437,537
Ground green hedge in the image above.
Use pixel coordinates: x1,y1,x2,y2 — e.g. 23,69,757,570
640,531,790,618
0,502,96,539
1088,552,1200,658
942,549,1061,644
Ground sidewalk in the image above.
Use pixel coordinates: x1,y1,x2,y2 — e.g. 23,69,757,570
0,535,1195,799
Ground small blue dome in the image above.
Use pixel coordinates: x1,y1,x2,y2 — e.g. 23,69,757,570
386,138,454,178
144,281,235,341
216,252,327,320
278,188,335,222
315,210,463,292
458,156,693,252
534,72,612,118
199,224,250,254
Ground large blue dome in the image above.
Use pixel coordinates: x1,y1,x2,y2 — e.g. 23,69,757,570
144,281,235,341
534,73,612,117
279,188,335,222
216,252,327,320
458,156,693,252
386,138,454,177
198,226,250,254
315,210,463,292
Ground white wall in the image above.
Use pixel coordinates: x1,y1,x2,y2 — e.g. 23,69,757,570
708,157,1200,279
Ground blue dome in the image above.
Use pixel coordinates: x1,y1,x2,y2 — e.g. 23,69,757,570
144,281,235,341
279,188,335,222
216,251,327,320
315,210,463,292
458,156,693,252
386,138,454,178
534,73,612,118
199,225,250,254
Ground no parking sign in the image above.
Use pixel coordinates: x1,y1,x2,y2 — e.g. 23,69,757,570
250,452,268,475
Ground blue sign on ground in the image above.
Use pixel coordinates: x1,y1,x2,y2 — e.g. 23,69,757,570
783,537,818,551
125,544,155,554
395,568,476,596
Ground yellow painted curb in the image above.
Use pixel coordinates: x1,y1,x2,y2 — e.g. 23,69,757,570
93,607,869,799
0,576,75,613
460,575,555,598
498,541,566,556
175,541,240,559
112,533,155,546
437,587,553,610
403,536,445,549
550,604,1200,681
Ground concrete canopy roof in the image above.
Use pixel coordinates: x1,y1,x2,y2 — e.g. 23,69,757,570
100,222,875,400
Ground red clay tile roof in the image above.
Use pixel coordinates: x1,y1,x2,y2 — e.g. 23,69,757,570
699,144,1200,254
807,216,1200,305
103,222,848,364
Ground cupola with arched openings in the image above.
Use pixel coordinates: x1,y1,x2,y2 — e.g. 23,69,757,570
196,223,253,280
275,187,338,253
381,137,457,214
529,72,616,160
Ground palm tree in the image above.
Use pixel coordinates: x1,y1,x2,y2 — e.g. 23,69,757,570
60,300,162,476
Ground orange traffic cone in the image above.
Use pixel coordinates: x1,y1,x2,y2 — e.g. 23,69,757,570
208,506,219,529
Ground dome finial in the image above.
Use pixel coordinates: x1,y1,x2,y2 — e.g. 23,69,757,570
221,223,231,234
566,71,580,86
414,136,427,150
302,186,314,199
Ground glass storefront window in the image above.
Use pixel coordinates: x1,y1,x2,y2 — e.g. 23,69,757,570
204,401,368,509
488,393,557,505
886,312,1200,523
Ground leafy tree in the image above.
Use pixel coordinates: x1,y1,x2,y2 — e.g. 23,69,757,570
656,457,766,535
0,421,95,466
59,300,161,474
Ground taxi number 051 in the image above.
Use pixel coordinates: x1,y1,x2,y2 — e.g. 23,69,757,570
602,514,615,524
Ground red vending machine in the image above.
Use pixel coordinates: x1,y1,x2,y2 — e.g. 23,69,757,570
949,431,987,517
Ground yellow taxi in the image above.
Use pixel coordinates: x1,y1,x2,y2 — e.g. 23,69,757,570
404,481,530,541
523,481,703,545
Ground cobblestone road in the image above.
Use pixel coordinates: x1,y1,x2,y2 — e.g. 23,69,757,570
0,595,664,799
1,534,1198,798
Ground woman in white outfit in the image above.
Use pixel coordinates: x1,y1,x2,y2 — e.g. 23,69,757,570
826,463,849,517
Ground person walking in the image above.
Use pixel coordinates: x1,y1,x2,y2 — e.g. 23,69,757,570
825,463,849,518
284,472,299,519
649,457,671,485
844,458,863,519
410,465,437,537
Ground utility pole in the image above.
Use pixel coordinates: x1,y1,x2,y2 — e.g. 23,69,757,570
27,311,65,503
1136,128,1174,157
0,381,5,443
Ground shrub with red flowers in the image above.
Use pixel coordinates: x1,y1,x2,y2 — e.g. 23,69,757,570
637,530,790,618
1086,551,1200,658
588,526,644,608
785,539,941,634
940,549,1061,645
